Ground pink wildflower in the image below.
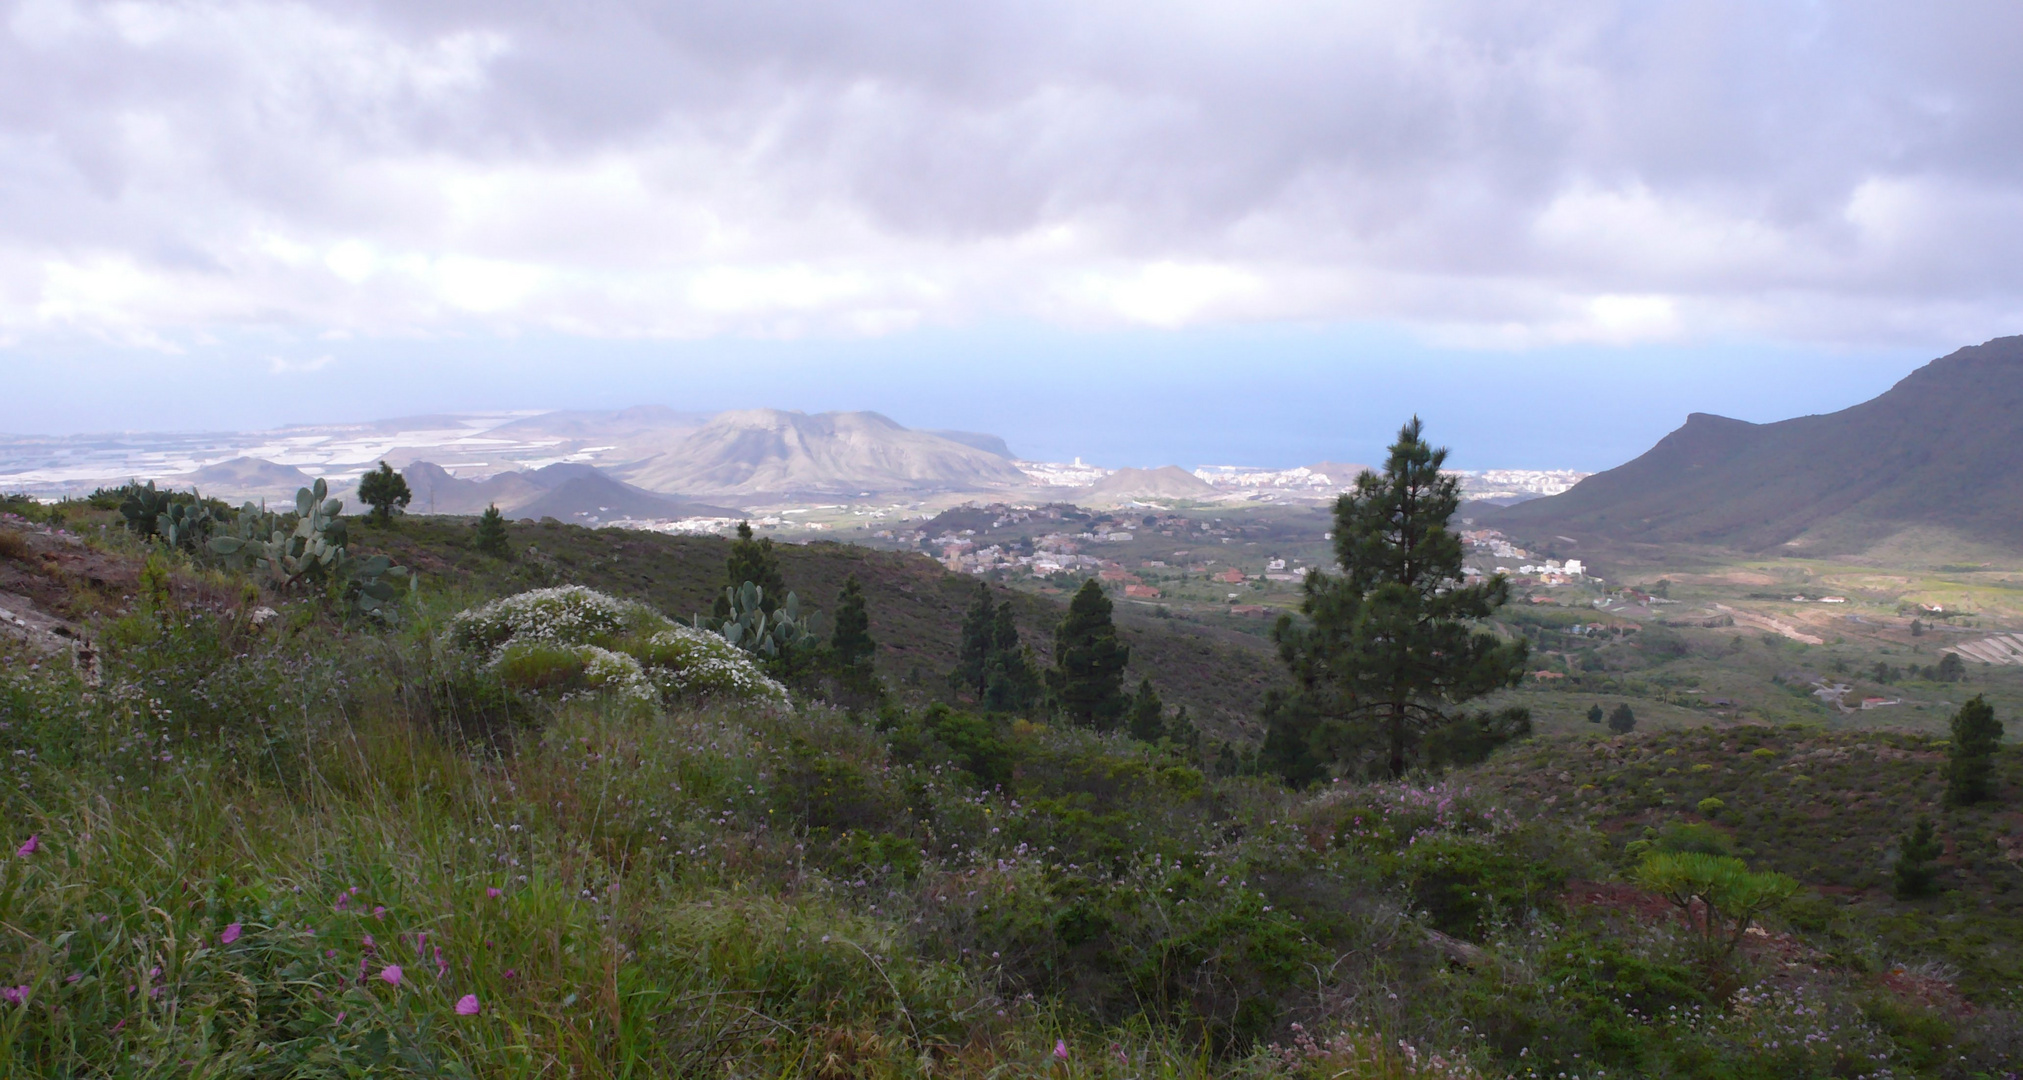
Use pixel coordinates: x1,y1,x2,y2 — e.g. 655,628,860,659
380,965,403,985
434,946,447,978
373,906,386,920
455,994,480,1015
0,986,28,1004
1054,1040,1069,1061
15,835,37,857
361,934,376,952
220,923,242,945
333,893,349,912
486,887,502,899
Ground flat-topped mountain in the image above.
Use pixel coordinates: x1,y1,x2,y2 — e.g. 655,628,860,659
613,409,1029,497
1493,335,2023,552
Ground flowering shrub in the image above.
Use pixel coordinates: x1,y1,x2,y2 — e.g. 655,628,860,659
447,586,658,656
446,587,785,709
493,642,655,704
635,627,789,707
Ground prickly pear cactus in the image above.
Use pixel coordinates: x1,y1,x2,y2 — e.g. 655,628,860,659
206,478,416,626
704,581,823,658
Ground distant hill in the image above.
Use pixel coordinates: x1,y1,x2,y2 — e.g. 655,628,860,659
510,473,740,524
1081,466,1218,503
401,461,738,521
1492,335,2023,553
172,457,315,499
613,410,1028,497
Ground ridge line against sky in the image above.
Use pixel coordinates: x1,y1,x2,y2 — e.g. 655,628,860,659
2,1,2018,465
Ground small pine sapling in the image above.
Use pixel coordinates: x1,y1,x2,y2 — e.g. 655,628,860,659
474,504,511,557
1893,817,1942,899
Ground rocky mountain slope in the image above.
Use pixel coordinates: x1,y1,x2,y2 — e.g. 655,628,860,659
1493,335,2023,552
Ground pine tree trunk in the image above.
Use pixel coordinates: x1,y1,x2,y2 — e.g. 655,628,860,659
1388,704,1407,778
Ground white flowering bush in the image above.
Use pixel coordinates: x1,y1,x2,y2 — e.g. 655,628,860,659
634,626,790,708
448,586,658,655
448,586,786,709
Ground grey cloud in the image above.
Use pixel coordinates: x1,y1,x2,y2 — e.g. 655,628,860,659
3,0,2022,343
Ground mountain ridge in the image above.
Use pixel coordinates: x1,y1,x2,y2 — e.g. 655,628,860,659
1491,335,2023,552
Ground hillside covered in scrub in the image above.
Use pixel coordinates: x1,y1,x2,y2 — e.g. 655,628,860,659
1,498,2021,1077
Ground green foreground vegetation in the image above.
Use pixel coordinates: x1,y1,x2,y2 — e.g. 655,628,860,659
2,467,2021,1077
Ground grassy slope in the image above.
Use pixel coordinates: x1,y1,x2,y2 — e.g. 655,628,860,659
1471,727,2023,1000
356,516,1285,738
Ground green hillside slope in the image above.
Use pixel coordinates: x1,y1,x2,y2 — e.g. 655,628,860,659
3,512,2021,1074
1473,726,2023,1000
359,517,1283,736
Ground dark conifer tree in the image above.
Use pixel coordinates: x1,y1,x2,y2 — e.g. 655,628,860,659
1262,418,1529,782
357,461,412,525
1127,678,1166,743
1945,694,2003,806
474,503,511,557
717,521,788,619
1586,704,1605,725
950,581,996,698
1893,817,1942,899
1048,578,1130,730
1607,703,1637,734
982,602,1040,713
1936,652,1966,683
830,575,875,667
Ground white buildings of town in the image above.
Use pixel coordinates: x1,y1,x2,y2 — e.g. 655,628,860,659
1015,458,1113,487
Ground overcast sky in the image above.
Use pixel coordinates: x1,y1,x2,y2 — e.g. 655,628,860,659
3,1,2019,466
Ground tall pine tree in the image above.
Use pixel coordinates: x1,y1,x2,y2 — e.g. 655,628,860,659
951,581,996,699
1263,418,1529,782
1945,694,2004,806
983,601,1040,713
1048,578,1130,730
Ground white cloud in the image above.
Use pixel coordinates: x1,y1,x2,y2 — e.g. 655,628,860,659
268,352,332,373
2,0,2022,349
